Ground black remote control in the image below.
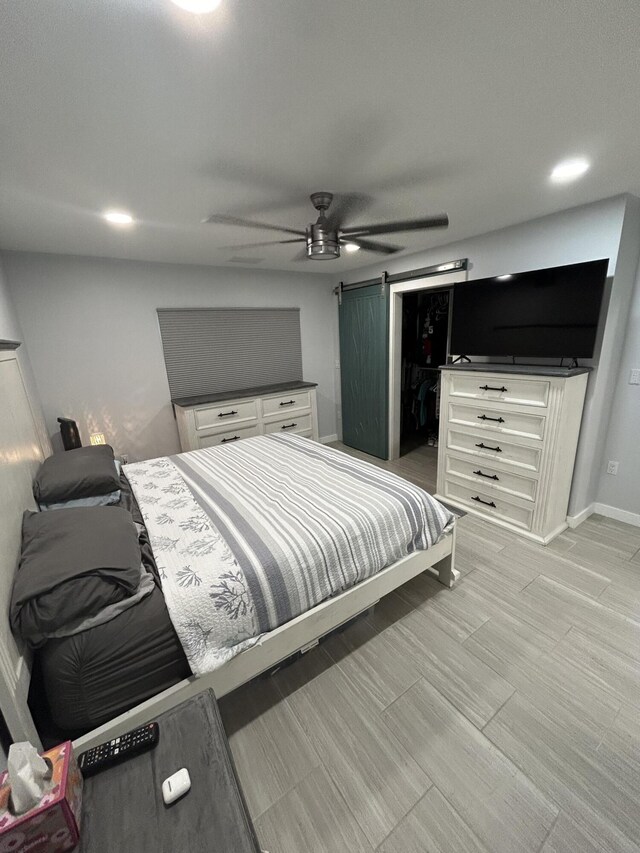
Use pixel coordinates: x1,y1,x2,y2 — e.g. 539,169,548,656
77,722,159,777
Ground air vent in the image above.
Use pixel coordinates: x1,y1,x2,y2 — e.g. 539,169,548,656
228,256,264,264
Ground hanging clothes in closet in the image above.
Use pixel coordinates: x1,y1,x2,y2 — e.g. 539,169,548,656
400,289,451,452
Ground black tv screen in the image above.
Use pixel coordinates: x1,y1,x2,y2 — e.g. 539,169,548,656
450,259,608,359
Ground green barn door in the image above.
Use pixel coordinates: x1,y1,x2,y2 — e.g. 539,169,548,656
339,282,389,459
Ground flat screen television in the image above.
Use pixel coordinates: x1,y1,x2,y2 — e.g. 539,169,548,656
450,259,608,359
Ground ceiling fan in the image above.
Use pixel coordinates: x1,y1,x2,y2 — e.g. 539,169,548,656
204,192,449,260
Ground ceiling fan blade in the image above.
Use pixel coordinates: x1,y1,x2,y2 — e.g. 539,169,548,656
204,213,306,237
341,237,402,255
326,192,373,230
341,214,449,238
219,238,306,250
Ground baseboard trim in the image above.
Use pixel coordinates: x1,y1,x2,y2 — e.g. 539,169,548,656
319,434,338,445
567,504,595,529
593,502,640,528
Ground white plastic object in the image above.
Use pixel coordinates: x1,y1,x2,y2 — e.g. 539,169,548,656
162,768,191,805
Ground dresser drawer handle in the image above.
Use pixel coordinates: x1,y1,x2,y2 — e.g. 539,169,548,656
279,400,296,406
473,469,499,481
479,384,508,392
281,422,297,430
477,414,505,423
472,495,497,508
475,442,502,452
221,435,240,443
218,410,238,418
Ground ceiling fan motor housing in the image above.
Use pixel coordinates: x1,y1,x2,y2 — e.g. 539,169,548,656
306,221,340,259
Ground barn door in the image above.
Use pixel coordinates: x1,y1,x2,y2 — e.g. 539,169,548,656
338,282,389,459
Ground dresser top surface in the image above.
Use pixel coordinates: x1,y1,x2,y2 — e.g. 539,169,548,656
173,379,317,408
440,363,592,378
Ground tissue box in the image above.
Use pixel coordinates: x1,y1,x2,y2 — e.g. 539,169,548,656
0,741,83,853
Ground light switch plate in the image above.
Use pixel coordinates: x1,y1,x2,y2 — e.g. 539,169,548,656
630,368,640,385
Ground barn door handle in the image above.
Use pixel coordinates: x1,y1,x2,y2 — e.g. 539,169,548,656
221,436,240,443
281,423,297,430
218,410,238,418
479,384,508,392
473,469,499,481
279,400,296,406
472,495,497,507
475,442,502,452
477,414,505,423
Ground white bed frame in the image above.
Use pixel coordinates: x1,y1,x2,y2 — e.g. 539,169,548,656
0,347,458,752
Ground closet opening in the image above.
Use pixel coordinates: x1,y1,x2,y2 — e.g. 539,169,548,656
399,286,452,463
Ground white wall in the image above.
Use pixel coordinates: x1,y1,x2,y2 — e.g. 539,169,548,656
4,253,337,461
0,255,24,343
597,248,640,519
0,256,50,456
338,194,639,517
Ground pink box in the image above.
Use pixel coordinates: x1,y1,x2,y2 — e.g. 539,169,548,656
0,741,83,853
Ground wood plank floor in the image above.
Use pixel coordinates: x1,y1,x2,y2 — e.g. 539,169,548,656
220,441,640,853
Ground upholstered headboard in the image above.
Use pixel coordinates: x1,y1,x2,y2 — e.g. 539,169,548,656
0,347,48,746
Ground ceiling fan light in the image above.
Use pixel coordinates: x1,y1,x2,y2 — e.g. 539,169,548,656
307,241,340,260
344,243,360,253
307,222,340,260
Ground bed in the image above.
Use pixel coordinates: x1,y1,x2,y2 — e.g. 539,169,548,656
0,350,458,752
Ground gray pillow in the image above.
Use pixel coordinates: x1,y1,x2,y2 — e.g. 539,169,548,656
33,445,120,504
11,505,141,647
39,489,121,511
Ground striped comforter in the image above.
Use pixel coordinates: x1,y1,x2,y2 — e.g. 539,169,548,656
125,434,454,675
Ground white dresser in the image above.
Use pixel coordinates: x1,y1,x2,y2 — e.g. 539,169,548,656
173,382,319,452
435,365,590,544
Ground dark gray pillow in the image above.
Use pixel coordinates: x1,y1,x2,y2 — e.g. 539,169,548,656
11,506,141,647
33,445,120,504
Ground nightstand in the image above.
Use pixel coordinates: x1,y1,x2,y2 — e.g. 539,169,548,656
77,690,261,852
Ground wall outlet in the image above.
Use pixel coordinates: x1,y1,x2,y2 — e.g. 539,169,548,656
121,454,129,465
630,368,640,385
607,460,619,475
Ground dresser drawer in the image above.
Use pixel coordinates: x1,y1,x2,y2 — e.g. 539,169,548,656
446,428,542,473
444,453,537,502
448,402,546,441
198,424,261,448
194,400,258,431
443,477,534,530
262,391,311,418
264,414,312,436
448,373,550,408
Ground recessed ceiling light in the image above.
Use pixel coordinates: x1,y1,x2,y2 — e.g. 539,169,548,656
496,274,513,280
344,243,360,253
170,0,222,12
103,210,134,226
550,158,590,183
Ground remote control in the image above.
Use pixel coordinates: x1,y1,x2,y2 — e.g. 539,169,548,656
77,722,159,777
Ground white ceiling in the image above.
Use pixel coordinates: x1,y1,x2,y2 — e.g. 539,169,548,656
1,0,639,273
